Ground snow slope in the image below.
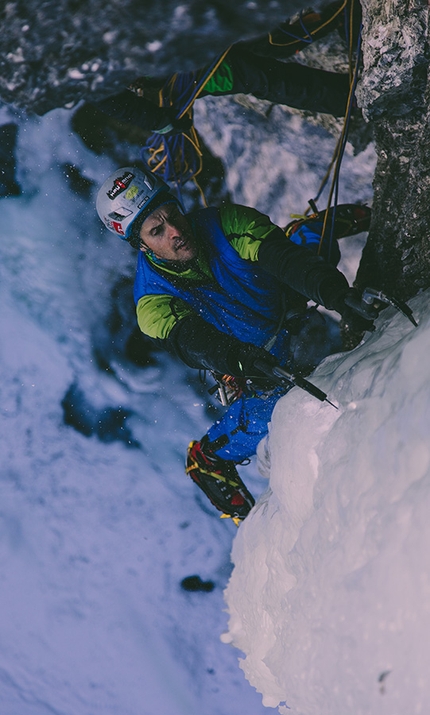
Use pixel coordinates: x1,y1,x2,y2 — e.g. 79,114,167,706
223,290,430,714
0,105,277,715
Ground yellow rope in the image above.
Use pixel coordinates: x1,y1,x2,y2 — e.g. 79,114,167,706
148,46,233,200
147,148,167,175
315,0,359,250
268,0,348,48
192,176,209,207
177,45,233,119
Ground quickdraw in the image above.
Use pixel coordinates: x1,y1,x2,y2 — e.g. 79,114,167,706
208,373,248,407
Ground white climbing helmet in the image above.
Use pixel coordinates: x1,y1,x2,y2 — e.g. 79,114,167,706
96,165,174,240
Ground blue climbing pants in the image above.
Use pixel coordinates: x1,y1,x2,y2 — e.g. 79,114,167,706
206,386,289,462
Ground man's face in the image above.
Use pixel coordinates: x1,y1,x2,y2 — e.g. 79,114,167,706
139,203,197,262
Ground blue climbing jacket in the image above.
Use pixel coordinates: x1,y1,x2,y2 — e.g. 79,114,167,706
133,207,292,360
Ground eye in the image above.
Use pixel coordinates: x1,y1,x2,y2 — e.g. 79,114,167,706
151,224,163,236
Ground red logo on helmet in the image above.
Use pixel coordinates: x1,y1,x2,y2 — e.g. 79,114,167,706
112,221,125,235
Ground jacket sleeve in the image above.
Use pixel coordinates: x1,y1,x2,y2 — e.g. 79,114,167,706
219,203,350,312
257,233,349,311
165,313,274,377
91,89,176,133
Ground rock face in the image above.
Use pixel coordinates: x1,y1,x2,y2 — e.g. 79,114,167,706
357,0,428,120
354,0,429,301
0,0,296,115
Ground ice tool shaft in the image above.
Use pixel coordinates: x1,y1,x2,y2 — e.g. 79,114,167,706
253,359,337,408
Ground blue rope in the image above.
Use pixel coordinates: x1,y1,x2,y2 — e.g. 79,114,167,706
276,12,314,44
141,52,230,202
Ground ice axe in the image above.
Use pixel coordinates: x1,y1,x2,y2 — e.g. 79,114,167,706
253,359,337,409
344,287,418,328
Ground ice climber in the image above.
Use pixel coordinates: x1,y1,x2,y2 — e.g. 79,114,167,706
92,0,362,150
96,166,373,522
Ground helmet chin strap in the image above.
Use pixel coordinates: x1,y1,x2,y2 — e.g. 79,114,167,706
140,244,162,261
141,242,197,271
140,242,173,264
139,234,160,258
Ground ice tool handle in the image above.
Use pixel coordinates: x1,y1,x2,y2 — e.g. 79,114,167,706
345,287,418,328
253,359,337,408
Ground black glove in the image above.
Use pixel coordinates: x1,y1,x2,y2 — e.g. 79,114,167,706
228,342,279,378
169,315,280,377
339,287,380,333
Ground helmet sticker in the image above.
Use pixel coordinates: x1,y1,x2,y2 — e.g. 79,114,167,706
110,221,125,235
125,185,139,200
108,208,133,221
106,171,134,200
137,195,150,209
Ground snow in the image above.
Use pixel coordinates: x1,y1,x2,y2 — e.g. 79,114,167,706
0,92,380,715
193,95,376,227
0,105,278,715
223,292,430,714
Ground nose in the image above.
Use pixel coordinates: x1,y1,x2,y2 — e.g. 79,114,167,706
165,220,181,241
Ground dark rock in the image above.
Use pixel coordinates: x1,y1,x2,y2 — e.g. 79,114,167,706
356,0,428,120
0,0,298,115
181,575,215,592
350,0,430,315
61,382,139,446
62,162,94,198
0,122,21,197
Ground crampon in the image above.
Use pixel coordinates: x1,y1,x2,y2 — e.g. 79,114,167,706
186,438,255,525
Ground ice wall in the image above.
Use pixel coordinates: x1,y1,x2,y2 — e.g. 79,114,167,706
223,290,430,715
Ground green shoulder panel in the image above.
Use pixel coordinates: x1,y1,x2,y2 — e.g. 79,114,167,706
136,294,193,340
202,59,234,94
219,203,281,261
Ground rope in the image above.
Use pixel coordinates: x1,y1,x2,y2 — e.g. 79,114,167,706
142,47,232,203
310,0,362,263
268,0,348,48
142,0,358,212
